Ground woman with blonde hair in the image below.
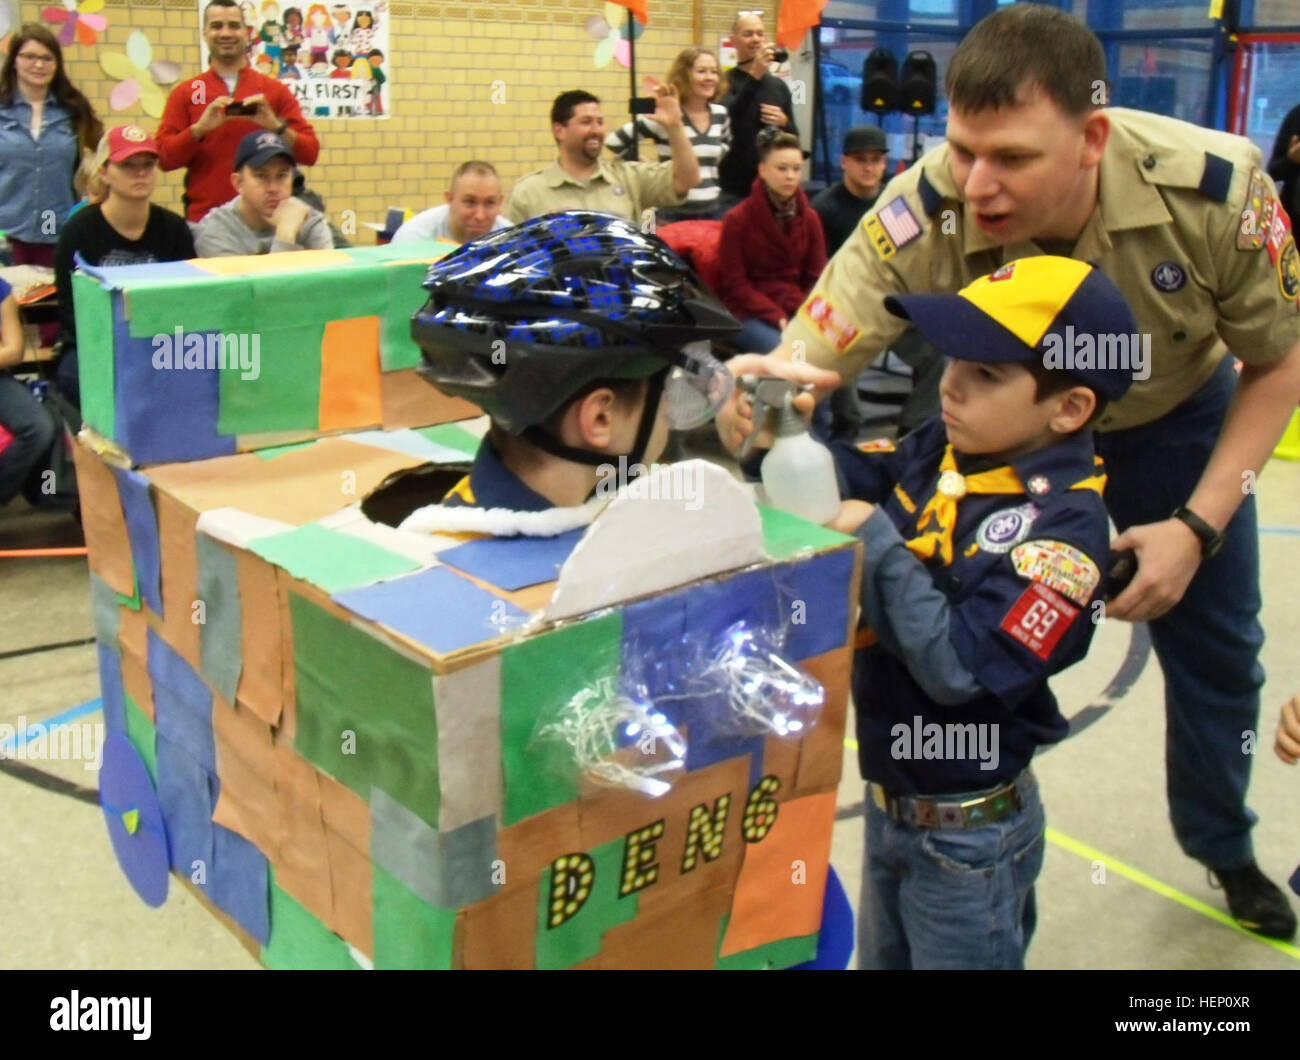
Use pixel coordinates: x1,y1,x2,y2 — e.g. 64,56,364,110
607,46,731,221
0,24,104,267
52,126,194,406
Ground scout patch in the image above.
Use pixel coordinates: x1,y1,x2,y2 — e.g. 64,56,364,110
1150,261,1186,292
805,295,861,352
1010,539,1100,607
1279,238,1300,302
999,582,1078,662
1238,168,1274,251
974,503,1037,554
989,263,1016,282
1265,200,1292,265
865,196,922,259
857,437,896,453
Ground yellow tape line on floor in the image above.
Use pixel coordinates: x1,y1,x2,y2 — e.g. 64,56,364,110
1045,827,1300,961
841,738,1300,960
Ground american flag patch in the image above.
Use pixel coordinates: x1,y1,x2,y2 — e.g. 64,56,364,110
877,196,922,250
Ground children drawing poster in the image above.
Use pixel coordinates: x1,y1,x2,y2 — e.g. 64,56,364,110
198,0,390,119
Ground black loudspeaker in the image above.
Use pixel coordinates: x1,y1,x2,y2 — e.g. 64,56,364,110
899,50,937,116
860,47,898,115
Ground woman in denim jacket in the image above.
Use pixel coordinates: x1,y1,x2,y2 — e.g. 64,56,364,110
0,25,103,268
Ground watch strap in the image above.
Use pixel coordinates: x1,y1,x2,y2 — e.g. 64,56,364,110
1172,506,1224,557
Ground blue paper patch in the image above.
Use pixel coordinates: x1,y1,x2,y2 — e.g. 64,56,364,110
147,629,216,774
333,566,529,656
155,733,216,886
437,529,583,592
210,824,270,945
111,467,162,615
780,550,854,661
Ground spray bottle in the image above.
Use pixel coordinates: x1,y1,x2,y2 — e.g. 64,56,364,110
737,375,841,525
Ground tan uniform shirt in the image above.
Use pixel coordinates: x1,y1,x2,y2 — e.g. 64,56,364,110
784,107,1300,431
505,157,686,226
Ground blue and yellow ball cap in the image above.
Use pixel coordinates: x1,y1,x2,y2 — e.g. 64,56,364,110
884,256,1140,401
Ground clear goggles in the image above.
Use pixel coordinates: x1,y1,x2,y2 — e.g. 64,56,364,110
663,341,734,430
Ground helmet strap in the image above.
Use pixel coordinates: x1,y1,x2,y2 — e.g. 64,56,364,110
519,369,669,474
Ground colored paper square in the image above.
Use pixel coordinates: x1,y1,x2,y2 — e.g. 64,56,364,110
210,824,270,945
534,836,638,970
372,865,457,969
333,566,526,656
438,530,582,592
218,323,324,436
714,917,819,970
719,790,836,957
191,249,353,275
72,436,134,598
97,641,126,736
89,572,120,646
780,549,855,661
249,523,420,594
759,504,852,561
319,317,383,431
252,266,386,330
124,693,157,784
154,734,216,885
341,428,474,464
415,423,481,458
111,467,162,615
371,790,498,910
122,274,254,337
147,629,216,774
381,264,432,371
195,532,243,705
261,877,360,970
500,611,622,826
70,271,115,437
114,306,235,464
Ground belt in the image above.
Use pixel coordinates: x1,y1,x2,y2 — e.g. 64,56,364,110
868,770,1035,830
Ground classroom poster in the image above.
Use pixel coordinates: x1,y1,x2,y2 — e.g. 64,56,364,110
198,0,390,119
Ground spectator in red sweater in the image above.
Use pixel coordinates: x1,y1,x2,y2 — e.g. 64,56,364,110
155,0,319,223
717,130,826,354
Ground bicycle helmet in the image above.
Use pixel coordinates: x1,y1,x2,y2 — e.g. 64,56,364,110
411,211,740,467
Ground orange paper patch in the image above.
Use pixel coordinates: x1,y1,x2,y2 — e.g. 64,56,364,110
719,790,836,957
319,317,383,431
191,250,353,275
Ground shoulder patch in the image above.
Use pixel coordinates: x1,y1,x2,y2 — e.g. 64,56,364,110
1238,168,1275,251
1010,539,1100,606
804,295,861,352
857,437,896,453
999,582,1079,662
1198,151,1234,204
864,196,923,260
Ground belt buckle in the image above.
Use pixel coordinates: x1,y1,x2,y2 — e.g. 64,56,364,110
870,783,888,812
914,799,939,828
959,794,991,827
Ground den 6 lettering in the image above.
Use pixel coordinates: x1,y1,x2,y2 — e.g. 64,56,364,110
546,775,781,928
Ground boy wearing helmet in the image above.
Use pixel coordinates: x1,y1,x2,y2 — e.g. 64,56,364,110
824,257,1141,970
411,211,739,512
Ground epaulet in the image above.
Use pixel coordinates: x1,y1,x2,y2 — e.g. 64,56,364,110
916,168,945,217
1198,152,1234,203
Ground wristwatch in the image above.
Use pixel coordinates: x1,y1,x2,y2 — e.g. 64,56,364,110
1172,506,1226,559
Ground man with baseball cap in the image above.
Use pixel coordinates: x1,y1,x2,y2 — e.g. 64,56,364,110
812,125,889,256
53,124,195,405
194,129,332,256
826,256,1139,968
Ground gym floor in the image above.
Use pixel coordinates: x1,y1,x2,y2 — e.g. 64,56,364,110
1,434,1297,970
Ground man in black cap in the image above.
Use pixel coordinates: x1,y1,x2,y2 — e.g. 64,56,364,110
194,129,333,256
812,125,888,256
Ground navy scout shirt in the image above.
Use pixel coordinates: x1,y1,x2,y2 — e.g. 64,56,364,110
832,417,1112,795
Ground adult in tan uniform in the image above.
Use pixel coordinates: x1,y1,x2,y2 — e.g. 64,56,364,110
722,5,1300,941
505,88,696,225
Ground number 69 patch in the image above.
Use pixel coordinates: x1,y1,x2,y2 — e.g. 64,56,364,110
999,582,1079,661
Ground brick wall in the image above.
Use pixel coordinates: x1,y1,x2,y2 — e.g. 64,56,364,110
19,0,754,240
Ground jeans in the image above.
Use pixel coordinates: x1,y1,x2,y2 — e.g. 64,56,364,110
0,375,55,505
858,779,1046,969
1094,355,1264,869
733,317,783,355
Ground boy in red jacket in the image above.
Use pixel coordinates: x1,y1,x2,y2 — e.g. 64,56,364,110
717,129,826,354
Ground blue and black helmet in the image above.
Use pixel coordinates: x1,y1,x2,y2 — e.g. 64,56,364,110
410,211,740,440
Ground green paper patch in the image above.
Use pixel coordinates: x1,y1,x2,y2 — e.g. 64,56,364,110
713,915,819,969
499,611,622,826
380,264,434,372
114,573,142,612
251,266,387,331
261,877,360,969
253,440,317,460
123,694,157,785
759,505,852,561
344,240,458,265
124,276,255,338
535,837,639,970
217,323,325,435
289,592,440,823
415,423,481,459
71,273,116,437
372,864,457,969
249,523,419,594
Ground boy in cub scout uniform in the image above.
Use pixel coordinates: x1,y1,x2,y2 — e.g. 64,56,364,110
726,3,1300,940
826,256,1135,969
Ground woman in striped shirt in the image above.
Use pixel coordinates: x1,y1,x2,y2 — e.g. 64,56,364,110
606,47,731,222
